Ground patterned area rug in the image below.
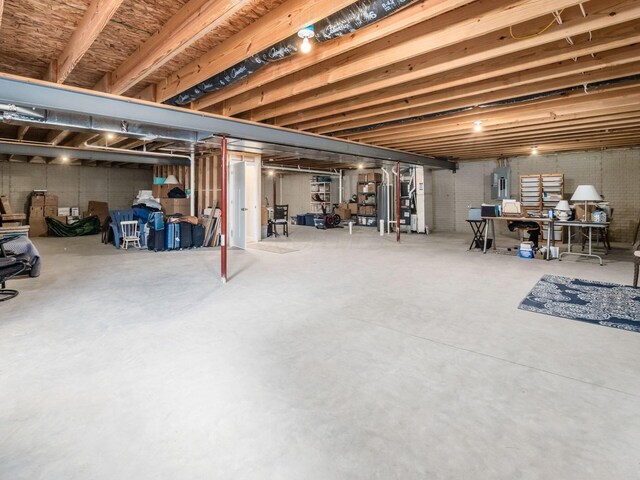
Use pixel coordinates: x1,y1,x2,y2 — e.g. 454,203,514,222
519,275,640,332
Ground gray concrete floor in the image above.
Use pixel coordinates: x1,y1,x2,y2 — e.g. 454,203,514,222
1,227,639,480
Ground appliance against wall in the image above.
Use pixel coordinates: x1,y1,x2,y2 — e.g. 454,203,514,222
491,166,511,200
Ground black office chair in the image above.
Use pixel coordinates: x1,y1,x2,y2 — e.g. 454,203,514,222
272,205,289,237
0,256,26,302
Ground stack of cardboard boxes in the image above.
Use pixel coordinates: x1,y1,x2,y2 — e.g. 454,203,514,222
29,193,58,237
152,183,190,215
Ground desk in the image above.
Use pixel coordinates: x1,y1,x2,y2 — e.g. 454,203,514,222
554,220,610,266
482,216,554,259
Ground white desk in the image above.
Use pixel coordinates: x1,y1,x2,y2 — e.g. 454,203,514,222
554,220,610,266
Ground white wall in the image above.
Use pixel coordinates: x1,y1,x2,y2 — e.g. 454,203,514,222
431,148,640,242
0,162,153,213
261,172,339,216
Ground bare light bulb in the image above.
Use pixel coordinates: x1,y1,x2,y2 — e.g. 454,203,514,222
531,146,538,155
61,156,69,163
358,164,364,169
474,121,483,132
268,170,274,176
300,36,312,54
106,133,115,140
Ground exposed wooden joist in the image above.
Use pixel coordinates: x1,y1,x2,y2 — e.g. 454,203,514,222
379,111,640,149
96,0,254,95
252,2,640,123
219,0,601,119
0,0,4,32
151,0,359,102
45,0,125,84
191,0,476,111
274,22,640,128
308,60,640,135
343,85,640,142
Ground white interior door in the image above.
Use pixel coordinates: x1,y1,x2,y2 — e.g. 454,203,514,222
229,159,246,249
244,159,261,243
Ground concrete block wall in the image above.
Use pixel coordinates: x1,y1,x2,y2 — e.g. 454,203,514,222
0,162,153,213
431,148,640,242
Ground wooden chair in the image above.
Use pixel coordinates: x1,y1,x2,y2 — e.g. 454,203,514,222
272,205,289,237
120,220,141,249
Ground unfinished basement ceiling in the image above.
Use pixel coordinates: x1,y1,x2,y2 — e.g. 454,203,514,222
0,0,639,161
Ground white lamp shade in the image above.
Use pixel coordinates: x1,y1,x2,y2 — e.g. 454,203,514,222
165,174,179,184
571,185,601,202
555,200,570,211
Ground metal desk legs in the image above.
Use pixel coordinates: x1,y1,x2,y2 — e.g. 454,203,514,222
483,219,495,253
559,225,604,266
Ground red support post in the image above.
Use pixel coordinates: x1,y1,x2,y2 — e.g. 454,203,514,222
396,161,401,243
221,136,228,283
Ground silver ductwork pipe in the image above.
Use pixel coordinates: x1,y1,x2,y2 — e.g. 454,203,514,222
0,141,190,166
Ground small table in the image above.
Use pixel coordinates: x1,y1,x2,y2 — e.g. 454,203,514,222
466,219,486,250
554,220,610,266
482,216,554,260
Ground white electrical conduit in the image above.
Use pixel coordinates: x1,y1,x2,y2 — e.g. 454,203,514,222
83,140,191,160
262,164,341,176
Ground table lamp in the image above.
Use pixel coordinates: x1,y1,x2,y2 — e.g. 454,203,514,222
555,200,571,221
571,185,602,221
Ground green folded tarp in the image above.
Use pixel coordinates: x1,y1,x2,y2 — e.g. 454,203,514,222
45,216,101,237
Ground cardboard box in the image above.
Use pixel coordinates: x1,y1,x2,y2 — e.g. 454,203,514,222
31,195,45,207
160,198,190,215
44,206,57,217
58,207,71,216
261,206,269,225
366,206,375,215
358,206,367,215
365,182,377,193
367,172,382,183
53,215,67,223
28,217,48,237
573,203,596,222
335,204,351,220
0,195,12,214
153,183,185,198
348,202,357,214
29,206,44,218
86,201,109,223
44,194,58,206
358,194,366,204
358,174,367,183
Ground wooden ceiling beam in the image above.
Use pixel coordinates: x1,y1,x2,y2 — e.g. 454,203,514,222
95,0,254,95
342,85,640,142
412,126,640,153
45,0,125,84
379,112,640,149
363,104,640,145
191,0,476,111
245,1,640,122
275,24,640,127
421,136,640,159
151,0,358,103
223,0,593,118
305,59,640,134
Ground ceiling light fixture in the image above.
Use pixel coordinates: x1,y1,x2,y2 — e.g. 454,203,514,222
298,26,315,54
474,120,483,132
268,170,274,176
531,145,538,155
61,156,69,163
358,163,364,169
106,133,115,140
